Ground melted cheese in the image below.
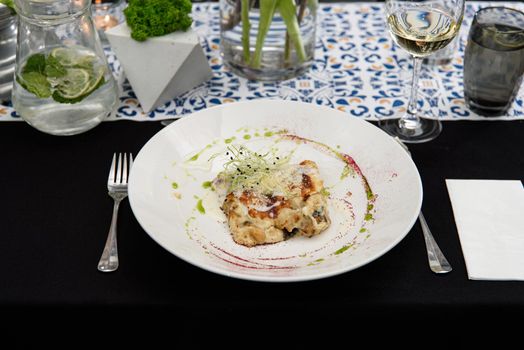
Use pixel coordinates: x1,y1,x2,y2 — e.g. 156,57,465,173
219,160,331,247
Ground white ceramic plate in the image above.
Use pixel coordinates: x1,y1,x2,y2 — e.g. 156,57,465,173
129,100,422,282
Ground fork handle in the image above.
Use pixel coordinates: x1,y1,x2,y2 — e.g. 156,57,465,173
419,212,452,274
98,199,122,272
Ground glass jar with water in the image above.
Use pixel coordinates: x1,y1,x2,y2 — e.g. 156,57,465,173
12,0,118,135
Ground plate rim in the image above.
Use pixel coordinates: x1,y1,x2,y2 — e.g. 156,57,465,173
128,99,423,282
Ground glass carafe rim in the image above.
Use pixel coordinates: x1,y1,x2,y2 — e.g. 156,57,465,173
14,0,91,22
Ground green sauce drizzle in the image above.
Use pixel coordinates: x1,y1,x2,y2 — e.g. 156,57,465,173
196,199,205,214
307,258,324,265
186,144,213,162
340,165,352,180
334,244,352,255
171,182,179,189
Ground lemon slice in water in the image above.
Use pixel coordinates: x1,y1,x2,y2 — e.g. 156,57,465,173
86,65,106,92
48,47,106,103
50,47,81,67
52,65,106,103
55,68,91,99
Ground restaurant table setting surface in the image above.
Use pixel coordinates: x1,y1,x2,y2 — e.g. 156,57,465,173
1,0,524,327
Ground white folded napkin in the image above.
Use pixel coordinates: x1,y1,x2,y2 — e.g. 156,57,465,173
446,180,524,281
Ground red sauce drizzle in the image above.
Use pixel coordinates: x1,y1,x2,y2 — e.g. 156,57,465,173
209,241,296,270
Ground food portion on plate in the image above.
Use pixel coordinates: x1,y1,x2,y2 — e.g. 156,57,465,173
213,146,331,247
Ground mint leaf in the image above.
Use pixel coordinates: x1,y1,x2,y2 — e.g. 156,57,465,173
1,0,15,11
44,55,67,78
22,53,46,74
19,71,52,98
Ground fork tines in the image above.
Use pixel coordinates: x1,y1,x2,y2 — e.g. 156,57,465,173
108,153,133,185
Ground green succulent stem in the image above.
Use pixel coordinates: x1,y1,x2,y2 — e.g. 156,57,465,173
278,0,306,63
241,0,251,63
251,0,278,69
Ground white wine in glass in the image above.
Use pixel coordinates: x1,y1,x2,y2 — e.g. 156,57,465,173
380,0,465,143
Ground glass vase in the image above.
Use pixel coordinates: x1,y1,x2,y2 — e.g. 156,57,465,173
220,0,317,81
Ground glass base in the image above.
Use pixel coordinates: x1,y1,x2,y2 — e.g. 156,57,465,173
465,96,510,117
224,60,313,81
378,117,442,144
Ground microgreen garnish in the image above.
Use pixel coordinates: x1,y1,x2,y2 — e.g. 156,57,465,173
217,145,294,194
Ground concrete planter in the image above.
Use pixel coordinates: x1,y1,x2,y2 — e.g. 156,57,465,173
106,23,212,112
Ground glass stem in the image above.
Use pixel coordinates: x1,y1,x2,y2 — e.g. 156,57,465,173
401,56,422,130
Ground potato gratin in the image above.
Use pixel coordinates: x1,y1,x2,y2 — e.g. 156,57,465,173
214,146,330,247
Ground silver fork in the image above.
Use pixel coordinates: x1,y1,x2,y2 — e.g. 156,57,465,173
393,137,452,274
97,153,133,272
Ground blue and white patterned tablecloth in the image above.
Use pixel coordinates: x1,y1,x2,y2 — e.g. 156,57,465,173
1,1,523,121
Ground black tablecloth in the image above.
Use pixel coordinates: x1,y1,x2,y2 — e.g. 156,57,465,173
1,119,524,332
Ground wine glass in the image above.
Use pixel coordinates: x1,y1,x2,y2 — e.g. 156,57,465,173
380,0,465,143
